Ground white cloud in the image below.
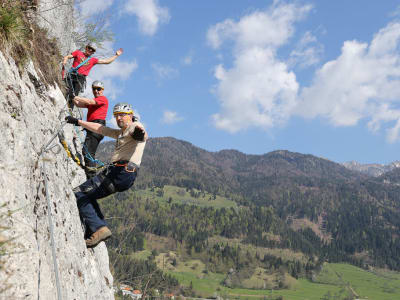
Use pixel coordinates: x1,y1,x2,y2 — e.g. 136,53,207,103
208,1,400,143
207,3,312,51
78,0,114,17
389,5,400,18
123,0,170,36
207,19,236,50
92,59,138,81
86,59,138,100
208,1,311,132
151,63,178,80
387,119,400,143
162,110,183,124
289,31,323,69
297,22,400,142
83,41,138,100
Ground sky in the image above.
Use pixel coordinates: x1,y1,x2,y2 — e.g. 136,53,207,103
75,0,400,164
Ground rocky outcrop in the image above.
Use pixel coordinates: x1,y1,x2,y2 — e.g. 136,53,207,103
37,0,76,55
0,2,114,299
342,160,400,177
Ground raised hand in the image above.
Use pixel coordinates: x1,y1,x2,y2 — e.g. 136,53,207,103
116,48,123,56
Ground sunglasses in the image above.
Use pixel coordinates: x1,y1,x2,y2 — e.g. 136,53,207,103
114,113,131,118
87,47,96,53
92,87,103,91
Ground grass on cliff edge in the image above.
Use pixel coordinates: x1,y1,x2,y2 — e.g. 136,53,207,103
0,1,62,87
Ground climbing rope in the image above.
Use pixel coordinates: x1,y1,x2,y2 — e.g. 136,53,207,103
64,110,106,170
58,134,84,169
40,129,64,300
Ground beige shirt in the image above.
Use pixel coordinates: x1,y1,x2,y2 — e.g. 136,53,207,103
101,121,146,166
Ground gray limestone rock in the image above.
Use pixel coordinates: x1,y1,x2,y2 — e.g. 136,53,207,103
0,34,113,300
36,0,77,56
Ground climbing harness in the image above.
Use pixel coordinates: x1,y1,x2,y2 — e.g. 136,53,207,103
72,123,105,168
63,55,92,109
64,72,85,103
69,55,92,74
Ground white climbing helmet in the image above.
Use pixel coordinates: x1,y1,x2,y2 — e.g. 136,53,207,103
86,42,96,51
113,103,133,115
92,80,104,90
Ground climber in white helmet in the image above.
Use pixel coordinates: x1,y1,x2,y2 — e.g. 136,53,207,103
72,80,109,179
65,103,147,248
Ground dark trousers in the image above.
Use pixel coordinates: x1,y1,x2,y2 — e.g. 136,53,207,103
83,119,105,178
66,72,86,109
74,165,138,234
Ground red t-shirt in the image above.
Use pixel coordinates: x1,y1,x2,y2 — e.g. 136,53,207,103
71,50,99,76
87,96,108,121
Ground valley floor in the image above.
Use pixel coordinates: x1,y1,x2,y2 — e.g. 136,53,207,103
151,257,400,300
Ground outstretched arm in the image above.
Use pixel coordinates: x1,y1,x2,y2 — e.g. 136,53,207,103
97,49,123,64
62,54,74,66
73,96,96,108
65,116,103,133
65,116,119,138
79,120,104,134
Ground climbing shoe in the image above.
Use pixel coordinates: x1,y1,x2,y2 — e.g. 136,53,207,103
85,226,112,248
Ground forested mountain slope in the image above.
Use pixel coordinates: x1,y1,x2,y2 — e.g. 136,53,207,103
97,137,400,270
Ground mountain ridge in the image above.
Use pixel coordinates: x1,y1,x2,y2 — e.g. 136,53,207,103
342,160,400,177
97,136,400,269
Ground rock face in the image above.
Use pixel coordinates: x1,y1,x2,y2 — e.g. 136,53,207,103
0,2,114,300
342,160,400,177
37,0,77,56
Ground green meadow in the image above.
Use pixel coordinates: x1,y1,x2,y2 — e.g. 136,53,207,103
135,185,237,209
128,187,400,299
153,252,400,300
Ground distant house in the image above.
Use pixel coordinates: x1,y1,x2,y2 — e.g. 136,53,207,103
118,285,142,299
120,284,133,292
131,290,143,300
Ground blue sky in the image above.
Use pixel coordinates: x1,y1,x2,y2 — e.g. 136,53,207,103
77,0,400,164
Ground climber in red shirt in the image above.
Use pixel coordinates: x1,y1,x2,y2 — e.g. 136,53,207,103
62,42,122,108
72,80,109,179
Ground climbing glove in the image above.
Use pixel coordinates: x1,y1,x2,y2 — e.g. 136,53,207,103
132,126,145,141
65,116,80,126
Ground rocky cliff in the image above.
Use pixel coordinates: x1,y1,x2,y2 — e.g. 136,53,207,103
342,160,400,177
0,1,114,299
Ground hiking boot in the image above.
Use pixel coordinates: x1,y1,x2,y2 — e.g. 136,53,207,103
85,226,112,248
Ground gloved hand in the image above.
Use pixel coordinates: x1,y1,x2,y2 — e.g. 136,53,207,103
132,126,145,141
65,116,80,126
